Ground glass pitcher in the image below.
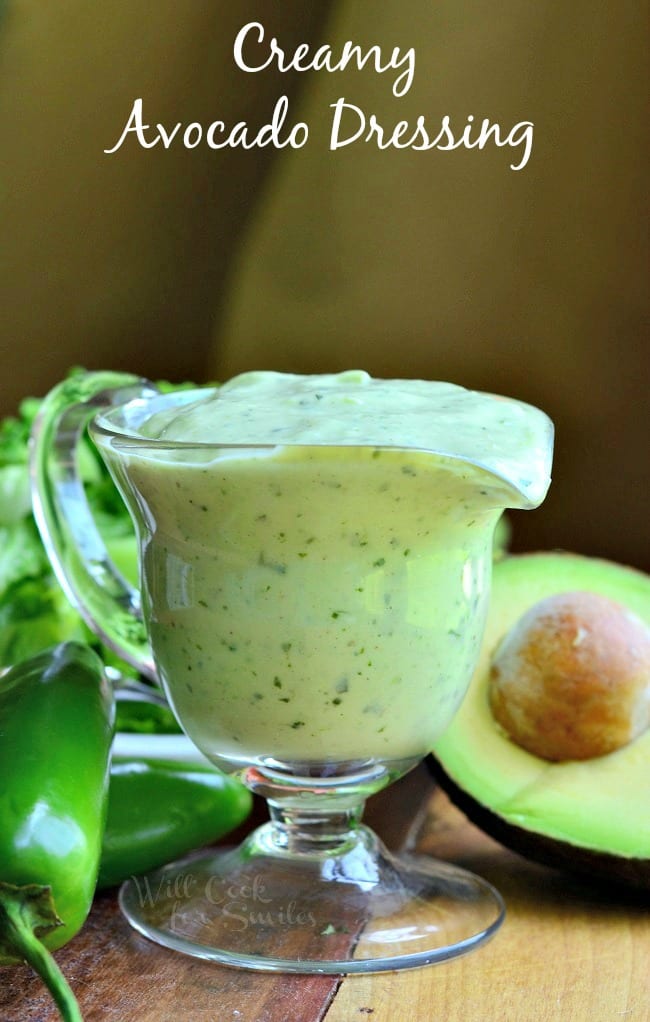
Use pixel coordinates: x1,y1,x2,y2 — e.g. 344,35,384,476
30,370,553,973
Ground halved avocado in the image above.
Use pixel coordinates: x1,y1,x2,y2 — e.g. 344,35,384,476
430,552,650,890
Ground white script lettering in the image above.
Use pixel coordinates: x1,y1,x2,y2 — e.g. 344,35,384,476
233,21,415,98
104,96,308,154
329,99,534,170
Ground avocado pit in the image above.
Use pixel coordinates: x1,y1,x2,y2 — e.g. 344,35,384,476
488,590,650,762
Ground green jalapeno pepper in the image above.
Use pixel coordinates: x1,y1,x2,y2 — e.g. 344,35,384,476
0,642,114,1022
97,757,253,889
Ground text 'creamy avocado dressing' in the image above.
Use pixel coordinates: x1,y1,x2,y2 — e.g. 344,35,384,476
98,371,553,768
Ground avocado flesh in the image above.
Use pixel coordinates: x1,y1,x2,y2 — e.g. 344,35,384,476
431,552,650,883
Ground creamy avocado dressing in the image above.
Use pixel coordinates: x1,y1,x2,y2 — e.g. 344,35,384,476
97,371,552,767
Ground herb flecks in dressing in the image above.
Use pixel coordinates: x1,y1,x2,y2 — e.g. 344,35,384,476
102,371,553,766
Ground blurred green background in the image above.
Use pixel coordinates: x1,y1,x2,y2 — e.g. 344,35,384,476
0,2,647,568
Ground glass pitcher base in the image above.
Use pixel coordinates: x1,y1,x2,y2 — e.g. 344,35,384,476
118,824,505,974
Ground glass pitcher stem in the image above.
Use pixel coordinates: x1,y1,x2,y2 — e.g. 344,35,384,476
265,800,366,855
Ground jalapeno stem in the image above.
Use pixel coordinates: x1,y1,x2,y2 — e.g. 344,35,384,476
0,886,82,1022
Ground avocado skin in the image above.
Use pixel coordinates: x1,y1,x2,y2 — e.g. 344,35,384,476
428,755,650,893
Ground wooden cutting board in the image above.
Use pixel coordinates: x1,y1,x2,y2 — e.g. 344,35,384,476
1,765,648,1022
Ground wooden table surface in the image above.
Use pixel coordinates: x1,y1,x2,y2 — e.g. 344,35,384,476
2,764,648,1022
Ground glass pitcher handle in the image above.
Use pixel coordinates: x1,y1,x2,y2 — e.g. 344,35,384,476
29,371,160,680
